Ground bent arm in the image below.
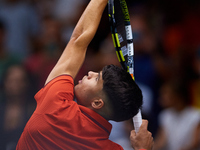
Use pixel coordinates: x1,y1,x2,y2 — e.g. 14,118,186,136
45,0,108,84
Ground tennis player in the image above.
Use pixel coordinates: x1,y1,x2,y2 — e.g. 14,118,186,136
16,0,153,149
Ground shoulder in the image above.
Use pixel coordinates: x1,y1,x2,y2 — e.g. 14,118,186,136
44,74,74,87
159,108,174,119
158,108,175,125
184,107,200,122
35,75,74,103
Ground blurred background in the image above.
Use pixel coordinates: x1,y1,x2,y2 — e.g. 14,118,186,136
0,0,199,150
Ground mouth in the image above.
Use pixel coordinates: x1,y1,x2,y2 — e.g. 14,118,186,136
80,75,87,84
78,80,82,84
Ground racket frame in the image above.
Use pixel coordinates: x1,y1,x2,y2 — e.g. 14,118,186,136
108,0,142,133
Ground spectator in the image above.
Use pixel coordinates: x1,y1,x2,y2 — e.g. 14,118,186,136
0,20,20,88
24,16,64,89
190,49,200,110
0,65,36,150
154,80,200,150
0,0,40,60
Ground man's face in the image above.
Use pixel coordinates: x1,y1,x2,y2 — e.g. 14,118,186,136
74,71,104,107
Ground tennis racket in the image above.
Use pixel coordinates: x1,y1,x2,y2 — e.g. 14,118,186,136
108,0,142,133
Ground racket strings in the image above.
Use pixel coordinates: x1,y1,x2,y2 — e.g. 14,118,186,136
108,0,133,71
114,0,128,60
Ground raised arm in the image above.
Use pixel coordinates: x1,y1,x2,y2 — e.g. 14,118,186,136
45,0,108,84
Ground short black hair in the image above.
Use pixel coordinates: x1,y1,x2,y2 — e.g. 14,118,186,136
102,65,143,122
165,80,190,105
0,19,5,30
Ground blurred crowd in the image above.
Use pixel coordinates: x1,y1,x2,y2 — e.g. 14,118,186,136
0,0,200,150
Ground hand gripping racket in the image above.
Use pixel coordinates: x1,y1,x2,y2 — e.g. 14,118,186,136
108,0,142,133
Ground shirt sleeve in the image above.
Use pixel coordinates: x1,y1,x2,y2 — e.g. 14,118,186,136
34,75,74,106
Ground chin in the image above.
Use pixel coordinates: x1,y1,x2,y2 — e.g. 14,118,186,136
74,83,81,92
74,85,79,95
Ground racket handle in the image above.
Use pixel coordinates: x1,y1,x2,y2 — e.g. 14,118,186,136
133,109,142,133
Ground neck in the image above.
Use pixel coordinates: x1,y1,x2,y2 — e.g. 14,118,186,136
91,107,112,121
98,111,111,121
173,101,187,112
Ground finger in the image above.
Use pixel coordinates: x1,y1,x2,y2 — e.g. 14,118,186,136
130,130,136,138
139,119,148,131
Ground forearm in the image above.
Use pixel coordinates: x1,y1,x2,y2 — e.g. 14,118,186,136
45,0,108,82
71,0,108,48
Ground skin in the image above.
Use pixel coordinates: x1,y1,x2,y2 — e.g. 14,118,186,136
154,83,200,150
75,71,103,106
130,120,154,150
44,0,154,149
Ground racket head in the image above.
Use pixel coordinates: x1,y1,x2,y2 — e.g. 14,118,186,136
108,0,142,133
108,0,134,80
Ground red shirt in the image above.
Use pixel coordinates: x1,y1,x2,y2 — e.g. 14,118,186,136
17,75,123,150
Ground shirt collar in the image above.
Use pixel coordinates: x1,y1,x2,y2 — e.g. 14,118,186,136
79,105,112,135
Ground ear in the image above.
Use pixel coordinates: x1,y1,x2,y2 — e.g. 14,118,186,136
91,99,104,109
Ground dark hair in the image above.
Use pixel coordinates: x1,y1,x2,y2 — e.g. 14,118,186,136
102,65,143,122
0,19,5,30
166,80,190,105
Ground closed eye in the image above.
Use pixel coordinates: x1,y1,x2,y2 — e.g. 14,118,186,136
96,72,100,81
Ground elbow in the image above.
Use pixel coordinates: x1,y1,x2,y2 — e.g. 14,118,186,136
70,31,92,49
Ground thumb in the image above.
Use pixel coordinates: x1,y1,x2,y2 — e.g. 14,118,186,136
130,130,136,139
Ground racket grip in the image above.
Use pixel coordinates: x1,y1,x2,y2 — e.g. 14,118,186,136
133,109,142,133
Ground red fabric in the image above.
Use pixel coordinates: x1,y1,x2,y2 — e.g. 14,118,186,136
16,75,123,150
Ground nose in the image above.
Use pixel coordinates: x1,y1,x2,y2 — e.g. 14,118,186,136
87,71,97,79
